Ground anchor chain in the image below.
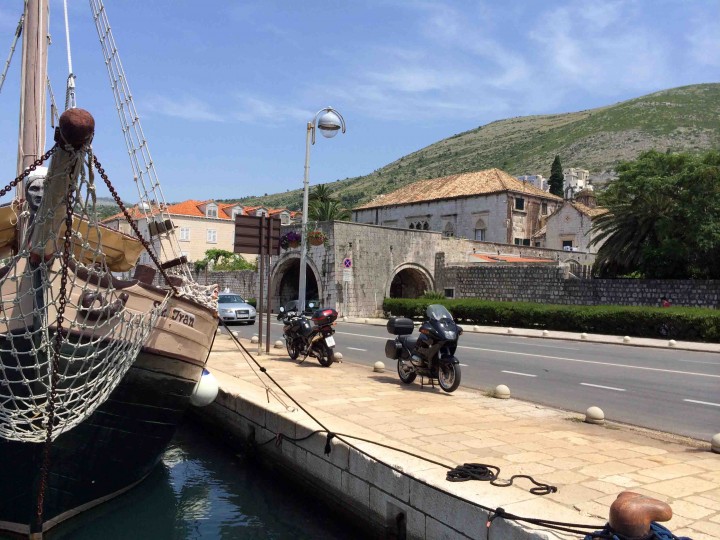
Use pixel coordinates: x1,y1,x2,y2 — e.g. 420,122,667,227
35,176,77,531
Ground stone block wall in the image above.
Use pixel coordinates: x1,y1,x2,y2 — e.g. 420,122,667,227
194,269,258,299
436,260,720,308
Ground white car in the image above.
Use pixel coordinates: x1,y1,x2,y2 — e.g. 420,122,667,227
217,293,256,325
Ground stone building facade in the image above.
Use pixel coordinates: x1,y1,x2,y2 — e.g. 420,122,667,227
352,169,562,245
543,189,608,253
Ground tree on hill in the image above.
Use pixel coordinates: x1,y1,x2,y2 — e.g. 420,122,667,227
590,149,720,279
549,155,564,197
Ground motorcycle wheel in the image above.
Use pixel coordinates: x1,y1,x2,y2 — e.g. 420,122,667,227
316,342,335,367
438,362,461,393
286,338,301,360
397,360,417,384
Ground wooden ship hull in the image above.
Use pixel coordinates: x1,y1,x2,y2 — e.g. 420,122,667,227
0,266,218,537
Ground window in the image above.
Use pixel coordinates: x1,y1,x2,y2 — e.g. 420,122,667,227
206,207,218,218
207,229,217,243
515,198,525,211
444,288,455,298
179,227,190,241
231,208,242,220
280,213,290,225
541,202,548,215
562,240,573,248
422,221,429,230
523,239,530,246
442,222,455,238
474,218,486,241
514,238,522,245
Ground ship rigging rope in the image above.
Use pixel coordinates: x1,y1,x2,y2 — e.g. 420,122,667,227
0,9,24,95
88,0,195,288
0,145,168,443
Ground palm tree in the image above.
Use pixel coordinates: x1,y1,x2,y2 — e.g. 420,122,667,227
307,184,350,221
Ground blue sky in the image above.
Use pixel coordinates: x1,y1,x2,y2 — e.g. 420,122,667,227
1,1,718,204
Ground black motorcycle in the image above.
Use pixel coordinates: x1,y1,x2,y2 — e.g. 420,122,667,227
385,304,462,393
277,301,338,367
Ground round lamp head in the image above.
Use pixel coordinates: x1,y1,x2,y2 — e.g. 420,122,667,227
317,110,342,138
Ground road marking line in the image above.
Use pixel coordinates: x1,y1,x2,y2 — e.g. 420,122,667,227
456,345,720,379
683,399,720,407
580,382,626,392
459,363,469,367
346,347,367,352
501,370,537,377
327,329,720,379
506,340,580,351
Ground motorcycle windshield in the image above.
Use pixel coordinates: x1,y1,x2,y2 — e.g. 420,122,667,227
426,304,454,323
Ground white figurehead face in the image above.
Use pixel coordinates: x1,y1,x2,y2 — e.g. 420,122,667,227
25,167,47,212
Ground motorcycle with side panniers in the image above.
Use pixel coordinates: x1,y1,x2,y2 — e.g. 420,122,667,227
277,301,338,367
385,304,462,392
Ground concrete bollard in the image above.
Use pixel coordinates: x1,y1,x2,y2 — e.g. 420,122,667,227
250,335,259,344
668,339,677,347
608,491,672,538
273,340,284,349
585,406,605,424
711,433,720,454
507,327,513,334
542,330,549,337
623,336,631,343
580,332,588,339
373,361,384,372
334,352,343,362
494,384,510,399
473,325,481,332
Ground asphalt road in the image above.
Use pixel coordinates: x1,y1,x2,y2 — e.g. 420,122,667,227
246,319,720,441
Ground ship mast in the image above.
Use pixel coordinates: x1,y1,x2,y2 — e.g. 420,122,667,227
16,0,49,189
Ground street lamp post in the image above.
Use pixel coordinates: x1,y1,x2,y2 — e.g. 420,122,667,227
298,107,346,313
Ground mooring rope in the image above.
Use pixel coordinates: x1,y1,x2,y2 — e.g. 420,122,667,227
216,325,609,538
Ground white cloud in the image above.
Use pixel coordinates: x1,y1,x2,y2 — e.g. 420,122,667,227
231,95,310,124
143,95,226,122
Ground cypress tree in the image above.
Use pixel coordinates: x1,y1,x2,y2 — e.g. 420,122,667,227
549,155,564,197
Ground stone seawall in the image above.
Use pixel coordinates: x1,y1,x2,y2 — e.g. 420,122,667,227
195,386,550,540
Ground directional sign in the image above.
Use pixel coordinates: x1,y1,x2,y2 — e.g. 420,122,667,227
234,215,281,255
343,257,352,268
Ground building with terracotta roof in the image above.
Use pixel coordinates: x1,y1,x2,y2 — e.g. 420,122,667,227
351,169,562,245
103,200,295,264
540,188,608,253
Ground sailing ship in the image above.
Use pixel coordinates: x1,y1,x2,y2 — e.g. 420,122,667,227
0,1,220,537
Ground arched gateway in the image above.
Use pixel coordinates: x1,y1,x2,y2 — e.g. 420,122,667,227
387,263,433,299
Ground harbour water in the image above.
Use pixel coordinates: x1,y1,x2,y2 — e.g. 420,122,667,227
43,421,366,539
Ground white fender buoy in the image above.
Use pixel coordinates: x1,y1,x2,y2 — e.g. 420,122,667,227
190,368,219,407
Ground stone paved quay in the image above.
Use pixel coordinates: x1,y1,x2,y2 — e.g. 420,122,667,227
205,322,720,539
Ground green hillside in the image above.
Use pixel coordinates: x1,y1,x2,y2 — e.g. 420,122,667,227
230,83,720,211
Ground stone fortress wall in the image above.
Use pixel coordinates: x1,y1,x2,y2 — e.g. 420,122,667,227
195,222,719,315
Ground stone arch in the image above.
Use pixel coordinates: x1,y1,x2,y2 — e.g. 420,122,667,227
270,253,322,311
386,263,434,299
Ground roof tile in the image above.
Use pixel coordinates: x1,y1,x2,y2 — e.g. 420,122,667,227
355,168,562,210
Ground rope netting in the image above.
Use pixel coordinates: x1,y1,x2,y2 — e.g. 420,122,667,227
0,145,168,443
